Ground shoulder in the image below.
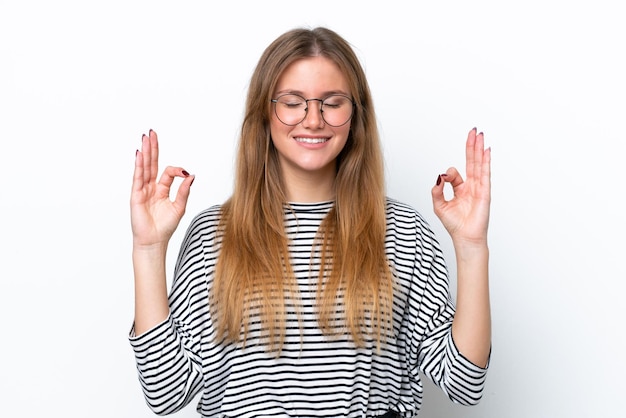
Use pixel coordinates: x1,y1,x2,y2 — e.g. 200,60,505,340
385,196,417,214
385,197,431,228
384,197,441,251
184,204,224,238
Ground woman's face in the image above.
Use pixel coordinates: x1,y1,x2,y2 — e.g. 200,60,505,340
270,56,352,184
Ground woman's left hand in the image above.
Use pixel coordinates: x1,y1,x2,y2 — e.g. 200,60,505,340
432,127,491,246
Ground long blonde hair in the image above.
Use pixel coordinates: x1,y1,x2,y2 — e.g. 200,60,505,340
211,27,393,350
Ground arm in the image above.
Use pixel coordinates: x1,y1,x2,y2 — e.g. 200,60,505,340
431,128,491,367
131,129,194,335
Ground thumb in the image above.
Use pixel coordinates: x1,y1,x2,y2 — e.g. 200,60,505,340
172,174,195,214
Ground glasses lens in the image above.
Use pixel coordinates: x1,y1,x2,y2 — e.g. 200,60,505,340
274,94,307,126
321,95,353,127
274,94,354,127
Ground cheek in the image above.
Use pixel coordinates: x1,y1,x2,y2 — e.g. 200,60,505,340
336,124,351,147
269,116,289,140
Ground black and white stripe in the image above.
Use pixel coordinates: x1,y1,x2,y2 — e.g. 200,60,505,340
130,198,488,417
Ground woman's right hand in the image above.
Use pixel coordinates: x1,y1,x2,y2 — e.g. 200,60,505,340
131,129,194,248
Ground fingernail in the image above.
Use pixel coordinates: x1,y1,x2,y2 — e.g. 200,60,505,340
135,149,139,156
182,170,190,177
149,129,154,135
190,176,195,186
436,175,442,186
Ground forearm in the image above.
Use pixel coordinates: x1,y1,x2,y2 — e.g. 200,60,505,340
133,243,170,336
451,242,491,367
129,309,203,416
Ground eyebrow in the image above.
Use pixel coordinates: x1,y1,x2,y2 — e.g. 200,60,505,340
274,89,351,98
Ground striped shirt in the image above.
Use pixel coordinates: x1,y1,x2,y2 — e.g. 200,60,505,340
129,198,489,417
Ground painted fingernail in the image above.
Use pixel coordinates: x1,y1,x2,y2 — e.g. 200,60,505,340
135,149,139,156
190,176,195,186
182,170,190,177
436,175,442,186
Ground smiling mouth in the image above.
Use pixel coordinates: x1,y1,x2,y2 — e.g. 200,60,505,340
294,137,329,144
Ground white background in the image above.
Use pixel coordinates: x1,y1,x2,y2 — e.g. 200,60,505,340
1,1,625,417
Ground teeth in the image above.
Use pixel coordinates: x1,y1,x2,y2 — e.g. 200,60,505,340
295,137,328,144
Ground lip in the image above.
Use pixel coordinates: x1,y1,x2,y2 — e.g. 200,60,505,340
293,135,331,148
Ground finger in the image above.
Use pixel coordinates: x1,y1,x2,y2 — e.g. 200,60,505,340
431,174,447,212
431,168,461,209
156,165,181,191
158,167,194,214
172,174,195,214
132,148,144,194
141,133,151,185
482,146,492,189
156,166,192,199
465,127,477,181
444,167,463,190
148,129,159,184
473,131,485,182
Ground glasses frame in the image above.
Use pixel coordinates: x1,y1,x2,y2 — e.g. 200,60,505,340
270,93,355,127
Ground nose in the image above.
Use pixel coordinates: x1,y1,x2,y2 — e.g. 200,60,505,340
301,99,325,128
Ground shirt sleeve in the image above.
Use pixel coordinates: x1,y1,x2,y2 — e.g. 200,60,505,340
128,208,218,415
128,314,204,415
405,213,489,406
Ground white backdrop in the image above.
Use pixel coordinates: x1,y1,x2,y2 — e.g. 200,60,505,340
1,1,625,417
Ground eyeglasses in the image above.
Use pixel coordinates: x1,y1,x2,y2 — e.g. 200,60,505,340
271,94,354,127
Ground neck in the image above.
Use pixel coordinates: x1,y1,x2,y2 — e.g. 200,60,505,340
282,169,336,203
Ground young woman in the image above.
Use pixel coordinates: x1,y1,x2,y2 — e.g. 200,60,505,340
129,27,491,418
